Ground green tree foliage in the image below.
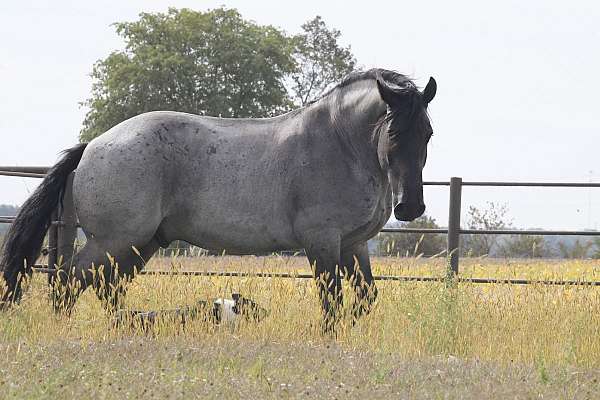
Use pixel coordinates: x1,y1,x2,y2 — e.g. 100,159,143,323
289,16,356,106
462,202,511,257
557,239,593,259
498,234,547,258
80,8,356,142
593,237,600,259
80,7,296,141
377,215,446,257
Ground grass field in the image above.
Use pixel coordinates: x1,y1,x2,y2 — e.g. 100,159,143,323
2,255,600,398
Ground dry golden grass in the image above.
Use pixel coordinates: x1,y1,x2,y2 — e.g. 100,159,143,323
2,256,600,398
4,256,600,364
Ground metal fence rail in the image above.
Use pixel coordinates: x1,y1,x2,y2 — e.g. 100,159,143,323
0,171,46,178
2,166,599,284
0,166,49,174
381,227,600,236
29,267,600,286
461,181,600,188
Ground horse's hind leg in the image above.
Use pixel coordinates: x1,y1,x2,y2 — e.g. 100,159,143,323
53,237,160,313
341,242,378,321
92,238,161,313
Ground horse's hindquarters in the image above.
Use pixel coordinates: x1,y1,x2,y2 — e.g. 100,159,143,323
74,132,167,249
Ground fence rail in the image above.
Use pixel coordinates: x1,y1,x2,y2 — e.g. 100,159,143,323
459,181,600,188
29,267,600,286
0,171,46,178
4,167,600,188
2,166,599,284
0,166,50,174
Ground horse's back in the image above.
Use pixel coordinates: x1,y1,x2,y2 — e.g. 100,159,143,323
73,111,302,251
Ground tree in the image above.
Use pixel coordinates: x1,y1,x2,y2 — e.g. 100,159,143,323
498,234,547,258
80,7,296,141
80,9,358,142
593,237,600,259
377,215,446,257
462,202,512,257
289,16,356,106
557,239,593,259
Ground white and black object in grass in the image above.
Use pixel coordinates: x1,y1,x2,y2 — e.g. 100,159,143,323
212,298,237,323
114,293,267,330
211,293,267,324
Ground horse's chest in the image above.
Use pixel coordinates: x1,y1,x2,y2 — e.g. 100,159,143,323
342,178,392,241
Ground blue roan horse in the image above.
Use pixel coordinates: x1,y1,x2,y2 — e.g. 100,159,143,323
1,69,436,327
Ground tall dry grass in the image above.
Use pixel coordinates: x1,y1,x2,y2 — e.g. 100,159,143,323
2,255,600,367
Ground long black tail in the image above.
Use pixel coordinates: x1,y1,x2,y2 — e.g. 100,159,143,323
0,143,87,306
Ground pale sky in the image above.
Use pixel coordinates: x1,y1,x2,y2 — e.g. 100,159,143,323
1,0,598,230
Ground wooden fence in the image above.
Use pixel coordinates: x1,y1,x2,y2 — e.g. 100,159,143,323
2,166,600,285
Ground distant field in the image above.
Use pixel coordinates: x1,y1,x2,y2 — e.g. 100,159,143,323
2,256,600,398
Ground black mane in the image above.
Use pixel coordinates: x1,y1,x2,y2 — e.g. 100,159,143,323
310,68,417,105
338,68,415,90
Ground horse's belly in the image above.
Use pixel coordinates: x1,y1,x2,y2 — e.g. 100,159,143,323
162,206,301,254
176,223,301,254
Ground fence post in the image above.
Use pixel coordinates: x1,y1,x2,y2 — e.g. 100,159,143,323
47,209,58,286
447,177,462,276
57,172,77,270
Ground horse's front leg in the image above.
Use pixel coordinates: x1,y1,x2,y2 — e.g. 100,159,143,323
341,242,378,322
301,229,343,333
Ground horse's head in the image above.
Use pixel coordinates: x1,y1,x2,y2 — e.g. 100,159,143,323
375,74,436,221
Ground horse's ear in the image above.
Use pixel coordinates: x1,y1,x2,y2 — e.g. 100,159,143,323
422,77,437,104
376,78,399,106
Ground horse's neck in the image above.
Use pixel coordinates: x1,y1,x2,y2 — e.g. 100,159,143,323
328,82,387,162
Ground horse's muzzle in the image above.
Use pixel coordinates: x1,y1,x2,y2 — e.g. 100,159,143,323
394,203,425,222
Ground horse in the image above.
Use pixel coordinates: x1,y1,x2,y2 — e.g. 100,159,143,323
0,68,436,328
